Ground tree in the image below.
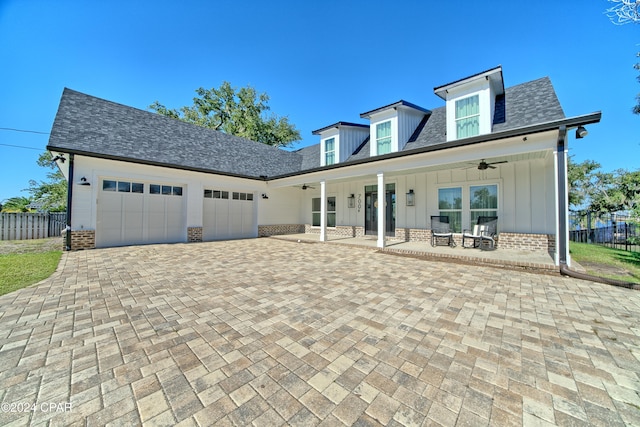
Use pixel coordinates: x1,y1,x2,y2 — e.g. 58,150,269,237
606,0,640,114
150,82,301,148
634,54,640,115
588,169,640,218
567,156,601,209
1,196,33,212
24,152,67,212
606,0,640,24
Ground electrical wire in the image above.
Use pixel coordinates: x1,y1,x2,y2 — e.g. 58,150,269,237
0,127,49,135
0,143,44,151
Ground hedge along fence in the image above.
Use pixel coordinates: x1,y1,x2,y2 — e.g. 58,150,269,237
0,212,67,240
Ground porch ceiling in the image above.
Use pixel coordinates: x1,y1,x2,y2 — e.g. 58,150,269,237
270,151,549,188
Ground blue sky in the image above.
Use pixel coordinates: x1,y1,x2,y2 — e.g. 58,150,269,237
0,0,638,204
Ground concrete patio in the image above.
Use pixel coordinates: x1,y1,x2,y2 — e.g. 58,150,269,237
0,238,639,426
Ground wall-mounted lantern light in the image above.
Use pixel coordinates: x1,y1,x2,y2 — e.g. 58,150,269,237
576,126,588,139
406,189,415,206
348,194,355,208
261,193,269,199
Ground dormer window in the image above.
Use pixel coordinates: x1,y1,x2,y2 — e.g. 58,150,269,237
376,121,392,155
434,66,504,142
325,138,335,165
361,101,429,157
313,122,370,166
455,95,480,138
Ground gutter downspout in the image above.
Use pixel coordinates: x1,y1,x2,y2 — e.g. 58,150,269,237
65,154,74,251
556,126,568,267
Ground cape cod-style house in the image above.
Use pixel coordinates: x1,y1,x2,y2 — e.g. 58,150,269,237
47,66,601,267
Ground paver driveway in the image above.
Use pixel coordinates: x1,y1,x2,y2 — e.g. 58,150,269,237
1,238,639,426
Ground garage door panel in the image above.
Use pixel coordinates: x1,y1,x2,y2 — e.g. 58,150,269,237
203,190,254,241
97,179,185,247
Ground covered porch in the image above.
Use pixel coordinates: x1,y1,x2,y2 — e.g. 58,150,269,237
268,232,557,271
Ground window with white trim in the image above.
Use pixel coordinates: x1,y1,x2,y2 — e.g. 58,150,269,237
312,196,336,227
438,184,499,232
376,121,391,155
324,138,335,166
438,187,462,232
455,95,479,138
469,184,497,225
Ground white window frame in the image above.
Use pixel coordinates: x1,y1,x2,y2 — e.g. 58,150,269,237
376,121,392,155
438,187,463,233
469,184,498,226
324,137,335,166
437,182,500,232
312,196,336,227
455,94,480,139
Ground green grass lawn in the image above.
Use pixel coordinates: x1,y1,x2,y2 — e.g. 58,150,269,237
0,238,63,297
570,242,640,284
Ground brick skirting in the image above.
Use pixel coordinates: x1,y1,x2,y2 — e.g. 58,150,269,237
303,225,356,237
187,227,203,242
497,232,555,253
66,230,96,251
259,224,305,237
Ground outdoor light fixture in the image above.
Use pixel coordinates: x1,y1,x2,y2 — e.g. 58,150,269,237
348,194,355,208
51,154,66,163
406,189,415,206
261,193,269,199
79,177,90,186
576,126,588,139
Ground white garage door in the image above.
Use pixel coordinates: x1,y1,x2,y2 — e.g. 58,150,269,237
202,189,255,241
97,179,185,247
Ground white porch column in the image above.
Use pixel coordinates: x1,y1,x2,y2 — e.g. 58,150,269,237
320,180,327,242
377,173,385,248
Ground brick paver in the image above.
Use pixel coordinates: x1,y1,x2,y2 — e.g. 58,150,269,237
1,238,639,426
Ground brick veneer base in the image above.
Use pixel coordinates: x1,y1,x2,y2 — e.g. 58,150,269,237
187,227,203,242
497,232,555,253
66,230,96,251
259,224,305,237
259,223,554,254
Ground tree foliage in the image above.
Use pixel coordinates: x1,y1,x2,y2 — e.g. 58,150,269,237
1,196,33,212
24,152,67,212
568,156,601,208
568,156,640,219
149,82,301,148
589,169,640,217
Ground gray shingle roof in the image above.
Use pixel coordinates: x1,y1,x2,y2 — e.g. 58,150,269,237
48,76,566,179
47,88,304,179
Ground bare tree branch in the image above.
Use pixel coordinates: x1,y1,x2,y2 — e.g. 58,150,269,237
606,0,640,24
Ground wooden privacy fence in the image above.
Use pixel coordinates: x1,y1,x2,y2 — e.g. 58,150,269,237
0,213,67,240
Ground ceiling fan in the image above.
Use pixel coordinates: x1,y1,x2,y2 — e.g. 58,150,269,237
297,184,315,190
468,159,508,170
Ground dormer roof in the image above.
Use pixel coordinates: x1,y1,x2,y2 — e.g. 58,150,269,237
312,121,369,135
360,100,430,119
434,65,504,100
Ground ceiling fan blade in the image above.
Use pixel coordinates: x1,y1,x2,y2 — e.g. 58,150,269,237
488,165,496,169
488,161,508,165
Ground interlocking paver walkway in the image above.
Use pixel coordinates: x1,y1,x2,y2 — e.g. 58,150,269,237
1,238,639,426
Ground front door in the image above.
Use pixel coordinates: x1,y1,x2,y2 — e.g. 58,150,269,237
364,184,395,236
